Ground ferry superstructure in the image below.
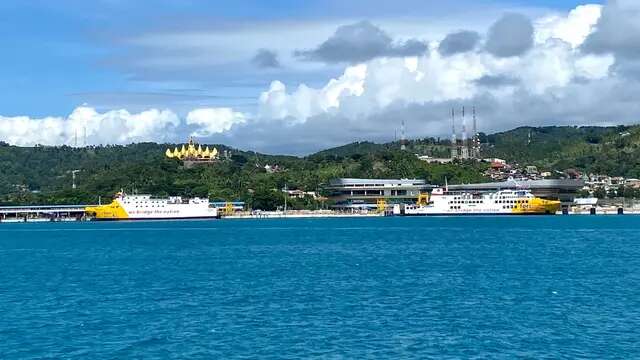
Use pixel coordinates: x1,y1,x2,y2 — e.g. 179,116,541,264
85,192,218,221
397,188,561,216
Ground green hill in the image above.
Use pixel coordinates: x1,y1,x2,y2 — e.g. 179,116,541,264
483,125,640,177
0,141,486,207
2,124,639,207
312,125,640,178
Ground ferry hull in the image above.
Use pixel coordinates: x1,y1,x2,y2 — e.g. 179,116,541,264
400,212,557,216
90,216,219,221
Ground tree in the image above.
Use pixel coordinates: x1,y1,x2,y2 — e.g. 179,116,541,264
592,187,606,200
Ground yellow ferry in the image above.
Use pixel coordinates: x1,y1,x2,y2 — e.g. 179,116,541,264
398,188,561,216
85,192,219,221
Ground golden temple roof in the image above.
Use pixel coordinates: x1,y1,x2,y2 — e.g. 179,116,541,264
165,137,219,161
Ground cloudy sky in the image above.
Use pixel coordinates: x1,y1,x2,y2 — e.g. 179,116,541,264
1,0,639,154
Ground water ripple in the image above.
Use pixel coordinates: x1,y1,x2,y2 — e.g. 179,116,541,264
0,216,639,358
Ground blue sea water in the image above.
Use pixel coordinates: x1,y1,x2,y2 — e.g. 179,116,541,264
1,216,639,359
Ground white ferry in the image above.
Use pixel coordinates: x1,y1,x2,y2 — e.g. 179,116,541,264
396,188,561,216
85,192,218,221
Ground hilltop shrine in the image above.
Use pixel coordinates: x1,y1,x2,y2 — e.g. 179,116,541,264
165,137,219,167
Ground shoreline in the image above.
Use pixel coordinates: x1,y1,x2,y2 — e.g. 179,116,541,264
2,210,640,223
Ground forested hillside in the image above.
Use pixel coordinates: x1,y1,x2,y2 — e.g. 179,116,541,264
483,125,640,177
0,142,486,207
310,125,640,178
2,124,639,207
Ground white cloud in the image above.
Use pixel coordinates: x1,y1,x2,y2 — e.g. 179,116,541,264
0,107,180,146
255,3,614,126
258,64,367,123
186,108,246,136
534,4,602,48
0,106,252,147
4,2,639,155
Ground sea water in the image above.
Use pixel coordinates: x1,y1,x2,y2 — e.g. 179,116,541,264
0,216,639,359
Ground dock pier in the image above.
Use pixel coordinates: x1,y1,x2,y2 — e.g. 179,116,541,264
0,205,88,223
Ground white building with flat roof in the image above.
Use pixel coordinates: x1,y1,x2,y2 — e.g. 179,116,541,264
326,178,432,210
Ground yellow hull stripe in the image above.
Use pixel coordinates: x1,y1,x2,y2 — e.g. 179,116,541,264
85,200,129,220
511,197,561,214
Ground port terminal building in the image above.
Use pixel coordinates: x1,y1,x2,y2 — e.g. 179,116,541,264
326,178,433,210
326,178,583,210
0,205,87,222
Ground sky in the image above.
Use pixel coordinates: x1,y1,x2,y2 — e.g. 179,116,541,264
4,0,640,155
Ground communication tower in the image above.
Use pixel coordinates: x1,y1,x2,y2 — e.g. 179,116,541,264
400,119,407,150
461,106,469,159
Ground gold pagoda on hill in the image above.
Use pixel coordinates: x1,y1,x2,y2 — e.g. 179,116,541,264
165,137,219,166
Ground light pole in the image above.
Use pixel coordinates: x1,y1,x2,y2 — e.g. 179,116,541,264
283,183,287,215
71,170,80,190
